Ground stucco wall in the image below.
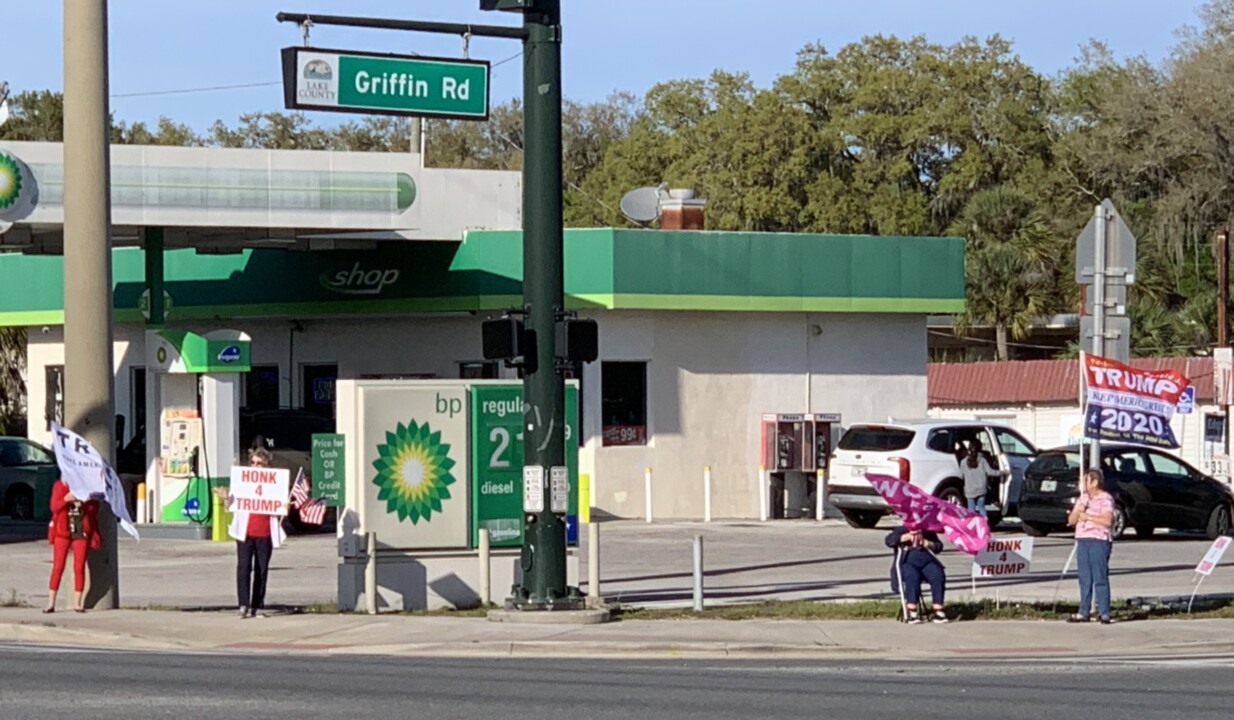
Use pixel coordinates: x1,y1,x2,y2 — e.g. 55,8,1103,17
25,309,931,520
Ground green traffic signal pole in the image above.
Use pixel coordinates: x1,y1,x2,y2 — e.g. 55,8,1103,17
513,0,575,609
277,1,578,609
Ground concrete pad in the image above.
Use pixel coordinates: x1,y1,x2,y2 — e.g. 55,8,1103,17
487,608,610,625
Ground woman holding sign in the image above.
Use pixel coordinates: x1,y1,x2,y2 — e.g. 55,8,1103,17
1067,468,1115,624
44,477,101,613
214,447,286,619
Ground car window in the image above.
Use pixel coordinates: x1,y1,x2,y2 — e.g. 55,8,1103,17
926,429,953,453
838,427,914,452
20,442,53,465
1147,453,1190,479
0,441,21,467
993,428,1035,456
1105,451,1149,474
1027,452,1080,474
251,415,335,452
0,440,53,466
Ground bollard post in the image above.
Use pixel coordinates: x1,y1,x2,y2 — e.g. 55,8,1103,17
815,468,825,521
692,534,704,612
759,466,768,522
644,467,653,523
588,521,600,600
704,465,712,523
365,531,378,615
478,527,491,606
136,482,146,525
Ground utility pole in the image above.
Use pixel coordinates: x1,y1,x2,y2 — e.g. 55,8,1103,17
63,0,118,608
1218,226,1230,463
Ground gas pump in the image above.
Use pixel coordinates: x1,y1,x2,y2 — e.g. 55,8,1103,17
760,413,841,519
145,329,251,538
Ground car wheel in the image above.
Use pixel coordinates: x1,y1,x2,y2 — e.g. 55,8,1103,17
1110,504,1127,540
1206,504,1232,540
839,508,883,529
7,485,34,521
1021,521,1049,537
935,485,965,506
1133,525,1155,540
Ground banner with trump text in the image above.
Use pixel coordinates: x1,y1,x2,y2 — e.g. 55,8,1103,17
1083,354,1188,449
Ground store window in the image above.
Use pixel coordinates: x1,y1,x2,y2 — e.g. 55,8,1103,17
245,365,281,412
302,364,338,417
459,361,500,379
601,361,647,446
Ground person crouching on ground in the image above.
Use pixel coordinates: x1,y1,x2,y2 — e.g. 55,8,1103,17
45,477,101,613
1067,468,1115,624
213,447,286,619
886,525,949,624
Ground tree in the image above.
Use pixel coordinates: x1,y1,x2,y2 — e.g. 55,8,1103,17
950,187,1058,360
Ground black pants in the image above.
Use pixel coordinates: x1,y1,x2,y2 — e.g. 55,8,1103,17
236,537,273,610
900,558,946,606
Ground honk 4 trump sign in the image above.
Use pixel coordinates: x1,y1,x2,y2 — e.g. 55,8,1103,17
229,466,291,516
971,537,1035,578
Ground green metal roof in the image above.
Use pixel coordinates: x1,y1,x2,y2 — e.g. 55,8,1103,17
0,228,963,325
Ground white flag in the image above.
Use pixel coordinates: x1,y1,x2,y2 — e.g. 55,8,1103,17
50,422,140,540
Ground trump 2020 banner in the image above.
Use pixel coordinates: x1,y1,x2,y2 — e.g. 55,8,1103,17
1083,354,1188,449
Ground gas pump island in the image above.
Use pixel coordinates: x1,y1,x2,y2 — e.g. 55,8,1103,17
142,329,251,540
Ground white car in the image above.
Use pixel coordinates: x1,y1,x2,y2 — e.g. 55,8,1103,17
827,420,1038,528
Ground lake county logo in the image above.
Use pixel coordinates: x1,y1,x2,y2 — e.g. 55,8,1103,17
217,345,242,364
303,59,333,80
372,420,456,524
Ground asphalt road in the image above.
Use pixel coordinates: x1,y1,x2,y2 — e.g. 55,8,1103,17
0,645,1229,720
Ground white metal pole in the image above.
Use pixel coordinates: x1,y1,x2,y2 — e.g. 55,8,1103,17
478,527,491,606
704,465,712,523
365,531,378,615
815,468,825,521
587,521,600,600
759,466,768,522
692,534,704,612
644,467,653,523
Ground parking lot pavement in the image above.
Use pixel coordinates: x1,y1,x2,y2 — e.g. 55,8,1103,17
0,517,1225,609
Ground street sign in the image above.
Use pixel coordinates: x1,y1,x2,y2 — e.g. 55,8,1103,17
1083,284,1127,316
1076,198,1137,285
1080,315,1131,363
281,46,490,121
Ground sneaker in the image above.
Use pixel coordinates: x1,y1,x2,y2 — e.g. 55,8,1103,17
906,610,923,625
1067,614,1090,623
1099,616,1114,625
238,606,249,619
250,610,265,619
931,610,949,624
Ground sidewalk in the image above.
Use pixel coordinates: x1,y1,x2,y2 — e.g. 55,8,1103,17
2,607,1233,659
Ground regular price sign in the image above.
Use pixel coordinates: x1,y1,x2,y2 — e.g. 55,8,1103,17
971,537,1034,578
229,465,291,516
1083,353,1188,448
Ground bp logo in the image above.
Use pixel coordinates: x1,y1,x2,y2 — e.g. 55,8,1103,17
372,420,456,524
0,153,22,211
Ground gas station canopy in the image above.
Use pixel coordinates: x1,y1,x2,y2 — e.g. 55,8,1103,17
0,141,521,253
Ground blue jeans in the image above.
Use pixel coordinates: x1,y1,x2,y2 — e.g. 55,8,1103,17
1076,538,1112,618
900,558,946,606
966,496,987,517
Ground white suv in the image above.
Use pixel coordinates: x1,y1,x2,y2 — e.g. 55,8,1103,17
827,420,1038,529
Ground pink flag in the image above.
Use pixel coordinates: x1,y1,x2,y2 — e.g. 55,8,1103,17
865,473,990,555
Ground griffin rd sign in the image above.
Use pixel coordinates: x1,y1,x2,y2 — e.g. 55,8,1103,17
282,46,490,121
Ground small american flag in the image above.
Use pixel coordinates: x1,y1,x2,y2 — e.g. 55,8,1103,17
290,467,310,507
291,468,327,526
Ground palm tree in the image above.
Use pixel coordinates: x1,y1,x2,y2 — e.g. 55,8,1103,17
950,187,1061,360
0,327,24,435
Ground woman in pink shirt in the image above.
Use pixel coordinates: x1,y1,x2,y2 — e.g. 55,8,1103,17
1067,468,1115,624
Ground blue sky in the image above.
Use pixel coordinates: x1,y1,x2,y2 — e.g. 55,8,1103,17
5,1,1209,132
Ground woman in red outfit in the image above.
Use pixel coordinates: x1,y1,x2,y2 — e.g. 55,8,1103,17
45,478,101,613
